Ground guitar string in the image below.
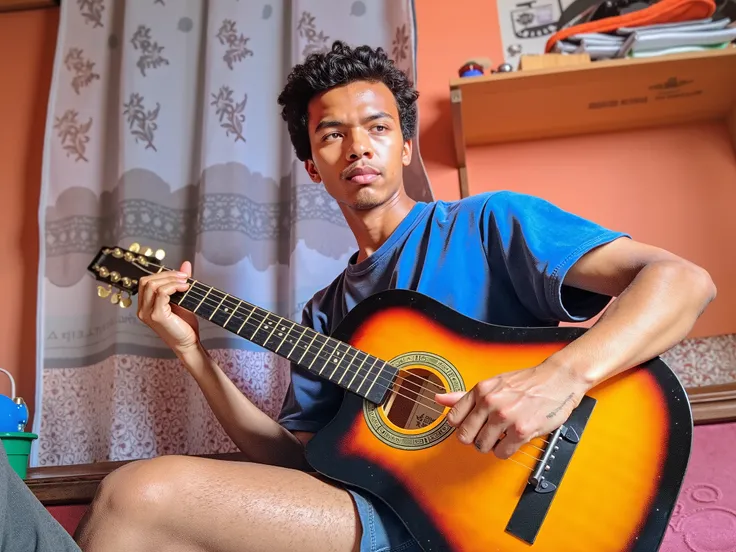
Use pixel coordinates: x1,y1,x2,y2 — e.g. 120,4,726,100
129,260,554,449
165,271,552,448
127,259,552,448
170,281,551,448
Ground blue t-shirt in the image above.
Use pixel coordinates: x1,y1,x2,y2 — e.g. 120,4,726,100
278,190,628,433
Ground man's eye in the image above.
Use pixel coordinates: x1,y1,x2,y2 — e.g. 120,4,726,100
374,125,386,132
324,132,341,141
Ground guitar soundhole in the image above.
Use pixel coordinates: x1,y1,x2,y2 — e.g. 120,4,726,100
383,369,447,430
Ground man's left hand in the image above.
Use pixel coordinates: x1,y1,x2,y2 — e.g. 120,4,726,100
434,363,590,459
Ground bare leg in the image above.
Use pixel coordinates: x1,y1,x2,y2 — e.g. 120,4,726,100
74,455,361,552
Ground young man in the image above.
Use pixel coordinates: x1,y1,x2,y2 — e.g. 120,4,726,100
75,42,715,552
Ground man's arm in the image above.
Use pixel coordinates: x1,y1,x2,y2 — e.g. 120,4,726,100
548,236,716,387
436,237,716,459
179,344,313,469
135,263,313,470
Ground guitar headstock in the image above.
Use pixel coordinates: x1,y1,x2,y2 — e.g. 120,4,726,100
87,243,167,308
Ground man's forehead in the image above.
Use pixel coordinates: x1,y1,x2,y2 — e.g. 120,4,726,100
308,82,397,125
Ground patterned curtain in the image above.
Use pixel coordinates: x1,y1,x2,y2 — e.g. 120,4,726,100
34,0,431,466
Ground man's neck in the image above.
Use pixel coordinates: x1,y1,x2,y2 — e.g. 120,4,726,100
342,191,416,264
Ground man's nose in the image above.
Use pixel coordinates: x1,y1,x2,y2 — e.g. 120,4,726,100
346,130,374,161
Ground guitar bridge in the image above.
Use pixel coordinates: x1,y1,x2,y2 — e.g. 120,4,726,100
505,395,596,544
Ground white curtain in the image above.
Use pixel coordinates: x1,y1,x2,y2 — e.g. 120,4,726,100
34,0,431,466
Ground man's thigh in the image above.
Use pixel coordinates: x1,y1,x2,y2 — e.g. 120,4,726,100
82,455,362,552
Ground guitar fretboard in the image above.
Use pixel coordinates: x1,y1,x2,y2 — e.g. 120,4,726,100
171,277,395,405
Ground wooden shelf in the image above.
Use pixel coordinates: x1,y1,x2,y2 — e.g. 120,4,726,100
450,47,736,197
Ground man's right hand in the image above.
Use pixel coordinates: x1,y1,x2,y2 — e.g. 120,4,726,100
137,261,201,356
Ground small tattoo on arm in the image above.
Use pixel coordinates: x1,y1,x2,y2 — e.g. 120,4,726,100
546,393,575,419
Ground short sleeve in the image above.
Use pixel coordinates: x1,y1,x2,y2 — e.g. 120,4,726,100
277,298,345,433
480,191,630,323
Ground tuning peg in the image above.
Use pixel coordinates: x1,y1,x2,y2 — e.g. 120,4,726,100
97,285,112,298
111,291,132,308
154,249,166,260
119,292,132,309
143,247,154,257
129,243,141,253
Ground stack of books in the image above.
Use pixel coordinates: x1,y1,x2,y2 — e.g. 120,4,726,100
551,17,736,59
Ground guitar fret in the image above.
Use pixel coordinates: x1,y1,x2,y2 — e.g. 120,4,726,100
356,357,378,395
346,351,369,391
337,348,361,386
236,306,256,334
222,300,241,330
296,331,319,364
193,284,212,313
308,336,330,372
260,314,279,348
363,360,386,399
329,342,355,383
209,293,229,321
285,325,307,360
325,340,345,379
273,320,297,355
250,309,268,339
321,340,344,377
210,296,241,329
178,279,197,305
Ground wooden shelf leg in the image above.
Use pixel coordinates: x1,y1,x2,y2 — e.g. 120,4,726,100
458,166,469,199
450,87,469,198
729,105,736,157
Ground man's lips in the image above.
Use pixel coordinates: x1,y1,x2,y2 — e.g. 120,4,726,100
349,173,380,184
344,165,381,184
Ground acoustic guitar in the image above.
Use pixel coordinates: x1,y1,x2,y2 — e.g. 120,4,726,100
88,243,692,552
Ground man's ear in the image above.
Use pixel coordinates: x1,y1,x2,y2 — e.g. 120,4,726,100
402,139,413,167
304,159,322,183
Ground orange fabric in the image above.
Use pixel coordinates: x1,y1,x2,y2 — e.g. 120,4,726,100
545,0,717,51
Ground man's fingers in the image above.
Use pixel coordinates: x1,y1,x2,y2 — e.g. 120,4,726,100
434,391,465,407
152,281,189,310
443,391,474,427
493,421,537,459
453,401,492,445
179,261,193,277
473,420,508,454
139,277,188,322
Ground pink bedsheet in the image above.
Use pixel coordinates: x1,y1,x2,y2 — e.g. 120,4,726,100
662,422,736,552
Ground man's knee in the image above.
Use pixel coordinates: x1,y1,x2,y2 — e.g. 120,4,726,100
89,455,194,523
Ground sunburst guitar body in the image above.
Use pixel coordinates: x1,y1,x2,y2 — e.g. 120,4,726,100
89,245,692,552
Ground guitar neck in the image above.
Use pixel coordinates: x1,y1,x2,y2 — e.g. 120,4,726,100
169,274,394,405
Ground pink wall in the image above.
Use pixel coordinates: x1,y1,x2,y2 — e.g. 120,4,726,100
415,1,736,339
0,8,58,411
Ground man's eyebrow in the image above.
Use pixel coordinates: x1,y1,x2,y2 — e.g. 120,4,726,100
314,112,394,132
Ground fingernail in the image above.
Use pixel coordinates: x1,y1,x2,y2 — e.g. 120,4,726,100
176,272,188,278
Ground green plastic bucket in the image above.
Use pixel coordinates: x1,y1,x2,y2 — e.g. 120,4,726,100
0,432,38,479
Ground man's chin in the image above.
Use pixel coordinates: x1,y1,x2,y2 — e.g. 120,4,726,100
349,190,385,211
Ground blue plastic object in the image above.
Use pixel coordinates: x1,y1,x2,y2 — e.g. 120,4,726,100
0,368,28,433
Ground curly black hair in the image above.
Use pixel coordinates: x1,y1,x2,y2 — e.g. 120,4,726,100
277,40,419,161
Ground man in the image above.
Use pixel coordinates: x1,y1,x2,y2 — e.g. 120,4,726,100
74,41,715,552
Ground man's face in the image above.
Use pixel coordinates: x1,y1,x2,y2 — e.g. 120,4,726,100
305,80,412,211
